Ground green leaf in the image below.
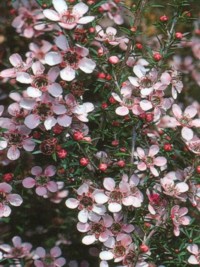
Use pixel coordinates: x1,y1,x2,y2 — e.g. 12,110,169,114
36,0,52,7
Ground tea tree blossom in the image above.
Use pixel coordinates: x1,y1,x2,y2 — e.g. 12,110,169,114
170,205,191,236
22,165,58,196
16,61,63,98
43,0,95,29
26,40,53,64
0,53,32,78
171,104,200,141
187,244,200,265
0,183,23,217
33,246,66,267
134,145,167,177
45,35,96,81
0,236,32,259
65,182,106,223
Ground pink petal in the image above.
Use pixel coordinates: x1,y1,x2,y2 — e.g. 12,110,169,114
32,61,45,76
137,161,147,171
150,166,159,177
176,182,189,193
78,58,96,73
115,106,129,116
99,251,113,260
78,209,88,223
45,165,56,176
160,72,171,85
57,115,72,127
45,52,62,66
187,244,199,255
148,145,159,157
73,2,88,16
16,72,32,84
78,16,95,24
47,181,58,192
24,114,40,129
9,53,23,67
47,66,60,82
181,127,193,141
44,117,57,130
12,236,22,248
36,186,47,196
108,203,122,213
54,257,66,267
0,183,12,193
7,146,20,160
27,87,42,98
133,65,146,78
52,0,68,14
65,198,79,209
35,247,46,258
31,166,42,176
50,246,61,257
184,105,197,118
188,255,199,264
48,83,63,97
82,235,96,245
103,178,115,191
60,66,75,81
7,194,23,206
140,100,153,111
128,76,139,86
94,193,109,204
22,177,36,188
191,119,200,127
43,9,60,21
154,156,167,166
0,68,16,78
172,104,182,119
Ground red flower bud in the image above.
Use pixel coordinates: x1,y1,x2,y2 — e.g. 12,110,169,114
80,158,89,166
73,131,84,141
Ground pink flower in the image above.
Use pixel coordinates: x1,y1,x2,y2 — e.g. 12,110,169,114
65,183,106,223
77,214,113,245
161,172,189,201
12,6,46,38
20,93,71,130
0,53,32,78
172,104,200,141
0,123,35,160
43,0,94,29
101,1,124,25
134,145,167,177
22,165,58,196
100,234,133,263
187,244,200,265
95,25,129,50
33,246,66,267
16,61,63,98
0,236,32,259
45,35,96,81
170,205,191,236
26,40,53,64
0,183,23,217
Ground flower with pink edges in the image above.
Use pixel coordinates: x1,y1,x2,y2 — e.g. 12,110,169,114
16,61,63,98
33,246,66,267
172,104,200,141
0,122,35,160
0,236,32,259
45,35,96,81
0,183,23,217
0,53,32,78
187,244,200,265
77,214,113,245
20,92,71,130
22,165,58,196
95,25,129,50
101,1,124,25
160,172,189,201
12,5,46,38
134,145,167,177
26,40,53,64
100,234,133,263
170,205,191,236
65,182,106,223
43,0,94,30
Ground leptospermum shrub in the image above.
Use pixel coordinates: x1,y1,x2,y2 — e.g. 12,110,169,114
0,0,200,266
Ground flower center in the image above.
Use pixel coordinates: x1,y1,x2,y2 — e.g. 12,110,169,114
109,190,123,203
91,222,105,236
8,132,23,147
11,247,24,258
61,11,76,24
0,192,6,202
63,51,79,67
40,138,57,155
32,75,48,89
140,77,152,88
110,222,122,235
34,103,53,120
113,244,126,258
79,195,93,208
